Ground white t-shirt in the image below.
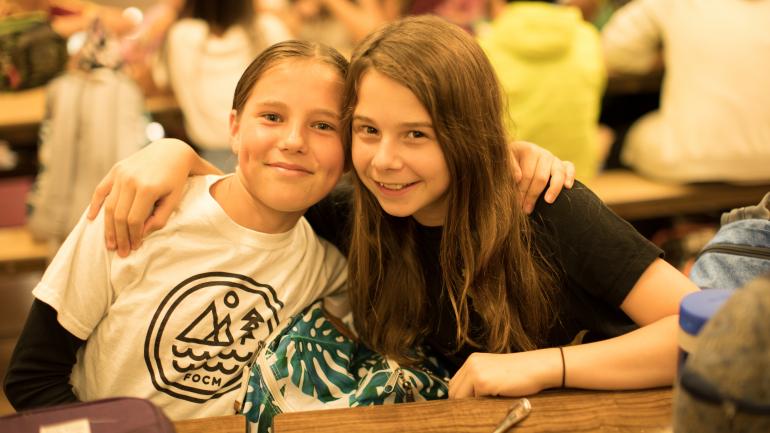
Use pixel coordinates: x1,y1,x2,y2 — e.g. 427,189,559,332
33,175,348,420
164,17,292,151
602,0,770,183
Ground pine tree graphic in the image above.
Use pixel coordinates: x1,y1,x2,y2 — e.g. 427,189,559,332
239,309,264,344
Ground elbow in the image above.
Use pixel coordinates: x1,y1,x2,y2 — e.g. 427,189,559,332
2,365,74,411
3,369,27,411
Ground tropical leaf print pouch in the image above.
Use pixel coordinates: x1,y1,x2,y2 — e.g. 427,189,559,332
238,299,451,433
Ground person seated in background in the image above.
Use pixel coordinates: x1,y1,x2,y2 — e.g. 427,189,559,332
158,0,292,172
270,0,355,57
301,0,487,45
602,0,770,184
478,0,607,180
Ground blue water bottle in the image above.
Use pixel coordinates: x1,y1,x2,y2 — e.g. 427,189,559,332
677,289,733,373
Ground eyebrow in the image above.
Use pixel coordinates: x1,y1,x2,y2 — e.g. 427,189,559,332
312,109,341,119
353,114,433,129
256,100,287,109
256,101,340,119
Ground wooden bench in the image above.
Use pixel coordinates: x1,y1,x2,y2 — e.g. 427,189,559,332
0,226,49,267
588,169,770,220
0,87,183,144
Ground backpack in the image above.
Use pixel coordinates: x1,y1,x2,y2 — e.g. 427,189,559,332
0,397,175,433
238,300,451,433
0,12,67,91
27,67,148,242
26,18,148,243
689,192,770,291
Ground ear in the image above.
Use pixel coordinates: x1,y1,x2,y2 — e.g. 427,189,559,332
229,109,241,154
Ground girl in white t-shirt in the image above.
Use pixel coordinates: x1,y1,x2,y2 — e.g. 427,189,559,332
4,40,350,420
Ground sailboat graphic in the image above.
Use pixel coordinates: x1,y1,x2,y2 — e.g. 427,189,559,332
178,302,234,346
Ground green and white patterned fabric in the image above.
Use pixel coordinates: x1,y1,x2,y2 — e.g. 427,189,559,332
239,300,451,433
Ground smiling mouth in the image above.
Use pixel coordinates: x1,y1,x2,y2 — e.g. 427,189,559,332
267,162,313,174
376,181,416,191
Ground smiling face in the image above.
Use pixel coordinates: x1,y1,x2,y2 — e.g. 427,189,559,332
351,69,450,227
225,58,345,232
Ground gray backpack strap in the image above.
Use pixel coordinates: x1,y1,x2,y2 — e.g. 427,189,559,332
721,192,770,226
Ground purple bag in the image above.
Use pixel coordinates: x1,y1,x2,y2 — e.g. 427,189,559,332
0,397,175,433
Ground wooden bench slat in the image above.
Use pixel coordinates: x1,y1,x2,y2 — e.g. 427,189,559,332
588,170,770,220
0,226,49,264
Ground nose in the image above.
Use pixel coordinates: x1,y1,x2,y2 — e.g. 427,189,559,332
280,121,306,153
370,136,402,171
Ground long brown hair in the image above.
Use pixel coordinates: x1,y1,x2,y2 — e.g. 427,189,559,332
342,16,558,362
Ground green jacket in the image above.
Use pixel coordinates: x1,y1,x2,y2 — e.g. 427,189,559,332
479,3,606,180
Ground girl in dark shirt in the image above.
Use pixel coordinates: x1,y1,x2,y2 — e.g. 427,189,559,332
320,15,697,398
76,17,691,400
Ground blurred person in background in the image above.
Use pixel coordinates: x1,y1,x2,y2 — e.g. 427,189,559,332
158,0,291,172
602,0,770,183
479,0,606,180
271,0,355,57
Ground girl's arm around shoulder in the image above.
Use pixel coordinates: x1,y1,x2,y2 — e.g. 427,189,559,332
86,138,221,257
511,141,575,214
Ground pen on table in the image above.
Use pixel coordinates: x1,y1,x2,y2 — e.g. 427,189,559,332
492,398,532,433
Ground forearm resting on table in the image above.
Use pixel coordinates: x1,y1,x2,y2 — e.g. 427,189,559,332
564,315,679,390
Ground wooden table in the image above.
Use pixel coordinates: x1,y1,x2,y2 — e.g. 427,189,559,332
272,388,673,433
173,414,246,433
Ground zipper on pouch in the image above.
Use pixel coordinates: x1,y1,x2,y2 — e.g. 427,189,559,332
383,368,401,394
697,243,770,261
235,340,266,412
383,359,415,402
257,344,295,412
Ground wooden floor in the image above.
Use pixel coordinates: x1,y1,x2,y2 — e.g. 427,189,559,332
0,262,42,416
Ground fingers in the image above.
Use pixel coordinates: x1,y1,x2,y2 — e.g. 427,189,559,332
543,161,566,204
142,187,181,241
448,367,474,399
563,161,575,188
126,188,157,251
111,181,138,257
510,147,523,183
543,160,576,204
522,154,550,214
516,154,537,208
102,181,120,251
88,170,114,220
